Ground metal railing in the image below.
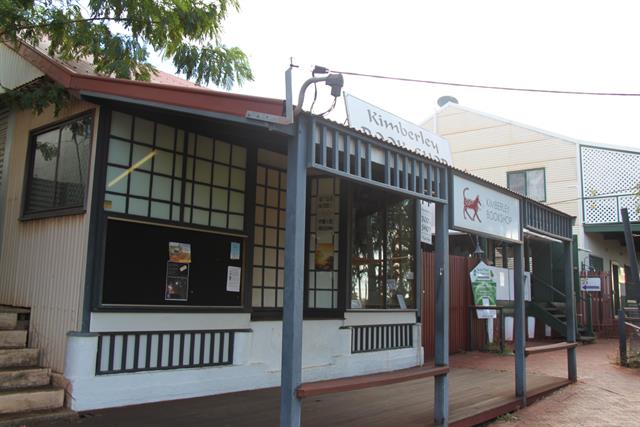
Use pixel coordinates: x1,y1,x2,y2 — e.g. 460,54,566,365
95,329,246,375
349,324,414,354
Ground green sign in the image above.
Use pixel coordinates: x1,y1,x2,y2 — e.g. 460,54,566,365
470,262,497,319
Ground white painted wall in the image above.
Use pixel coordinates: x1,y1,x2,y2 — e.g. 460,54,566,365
66,313,422,411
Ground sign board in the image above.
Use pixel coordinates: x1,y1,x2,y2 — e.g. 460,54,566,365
452,175,521,242
420,201,435,245
469,262,497,319
344,94,453,165
580,277,601,292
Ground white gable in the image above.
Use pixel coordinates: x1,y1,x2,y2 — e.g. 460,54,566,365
0,44,44,93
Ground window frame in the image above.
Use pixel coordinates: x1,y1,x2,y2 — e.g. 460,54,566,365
21,110,95,221
507,168,546,202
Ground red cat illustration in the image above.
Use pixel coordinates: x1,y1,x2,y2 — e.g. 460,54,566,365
463,187,481,222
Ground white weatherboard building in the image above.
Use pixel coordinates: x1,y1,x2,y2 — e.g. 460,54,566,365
423,103,640,311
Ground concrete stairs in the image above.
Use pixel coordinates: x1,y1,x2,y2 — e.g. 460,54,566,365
0,308,75,426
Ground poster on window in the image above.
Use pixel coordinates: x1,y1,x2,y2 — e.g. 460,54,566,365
420,201,435,245
315,180,335,270
168,242,191,263
165,261,189,301
469,262,497,319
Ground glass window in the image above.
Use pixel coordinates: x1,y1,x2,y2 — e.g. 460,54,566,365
103,112,246,232
351,189,415,309
252,165,287,308
23,114,93,217
507,168,546,202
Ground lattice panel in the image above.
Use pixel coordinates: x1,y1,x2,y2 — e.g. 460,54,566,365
619,195,640,222
583,197,618,223
581,146,640,197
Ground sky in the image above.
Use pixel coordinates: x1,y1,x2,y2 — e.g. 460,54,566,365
153,0,640,150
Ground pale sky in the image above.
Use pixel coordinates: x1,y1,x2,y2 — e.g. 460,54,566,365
154,0,640,150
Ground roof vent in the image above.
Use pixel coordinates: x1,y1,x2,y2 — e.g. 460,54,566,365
437,96,458,107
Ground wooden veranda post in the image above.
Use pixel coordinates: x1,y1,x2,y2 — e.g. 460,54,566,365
513,242,526,405
564,240,577,382
280,118,308,427
434,201,449,425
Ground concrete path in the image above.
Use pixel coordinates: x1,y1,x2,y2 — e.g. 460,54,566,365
451,338,640,426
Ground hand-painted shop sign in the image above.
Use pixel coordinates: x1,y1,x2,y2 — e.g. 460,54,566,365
344,94,453,165
452,175,521,242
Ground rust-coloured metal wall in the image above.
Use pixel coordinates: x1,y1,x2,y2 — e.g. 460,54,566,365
577,273,614,336
422,251,484,360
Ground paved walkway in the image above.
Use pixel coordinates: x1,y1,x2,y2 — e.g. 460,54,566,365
451,338,640,426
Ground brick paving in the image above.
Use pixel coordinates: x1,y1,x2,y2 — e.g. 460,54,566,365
450,338,640,426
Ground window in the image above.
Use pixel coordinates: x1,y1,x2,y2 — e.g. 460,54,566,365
101,111,248,308
307,177,340,309
23,113,93,217
104,111,246,231
251,169,341,310
507,168,545,202
252,165,287,308
351,188,415,309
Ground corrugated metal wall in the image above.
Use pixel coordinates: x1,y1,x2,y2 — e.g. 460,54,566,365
422,251,484,360
0,108,8,190
0,44,44,92
0,101,98,372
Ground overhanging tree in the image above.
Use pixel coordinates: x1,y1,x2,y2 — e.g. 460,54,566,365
0,0,253,113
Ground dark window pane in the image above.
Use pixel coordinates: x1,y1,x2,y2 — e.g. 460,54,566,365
24,115,93,216
351,188,415,310
507,172,525,195
526,169,545,201
27,129,59,212
55,121,92,207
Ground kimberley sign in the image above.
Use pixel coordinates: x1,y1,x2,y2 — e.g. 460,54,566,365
344,94,453,165
452,175,521,243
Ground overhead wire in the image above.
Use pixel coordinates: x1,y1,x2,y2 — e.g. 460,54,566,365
321,67,640,97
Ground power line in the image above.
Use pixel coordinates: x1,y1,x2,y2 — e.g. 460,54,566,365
325,68,640,97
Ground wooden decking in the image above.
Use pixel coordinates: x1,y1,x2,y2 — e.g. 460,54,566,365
48,368,570,427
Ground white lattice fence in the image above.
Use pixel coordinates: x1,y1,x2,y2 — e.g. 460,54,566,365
581,145,640,224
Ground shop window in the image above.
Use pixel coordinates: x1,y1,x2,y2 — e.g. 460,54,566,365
104,111,246,231
23,113,93,218
351,189,415,309
507,168,546,202
307,177,340,309
252,165,287,308
102,219,243,307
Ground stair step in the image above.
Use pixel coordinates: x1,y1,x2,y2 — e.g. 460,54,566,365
0,332,26,349
0,386,63,415
0,368,50,390
578,335,597,343
0,408,76,427
0,314,17,331
0,349,38,369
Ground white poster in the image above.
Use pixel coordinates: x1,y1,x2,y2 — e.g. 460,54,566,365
452,174,521,242
420,201,435,245
226,266,241,292
344,94,453,165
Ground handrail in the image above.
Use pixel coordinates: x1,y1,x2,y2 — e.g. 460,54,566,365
624,322,640,332
533,277,566,299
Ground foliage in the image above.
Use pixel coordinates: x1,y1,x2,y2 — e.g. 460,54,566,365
0,77,70,115
0,0,253,113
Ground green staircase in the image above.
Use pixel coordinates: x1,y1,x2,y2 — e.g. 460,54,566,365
529,301,595,343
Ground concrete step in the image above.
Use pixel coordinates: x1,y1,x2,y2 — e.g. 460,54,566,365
0,331,26,349
0,368,50,391
0,349,38,369
0,386,63,415
0,314,17,331
0,408,76,427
